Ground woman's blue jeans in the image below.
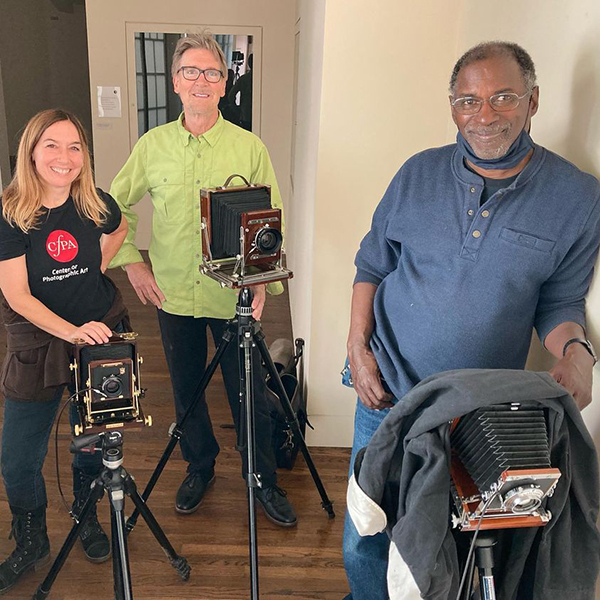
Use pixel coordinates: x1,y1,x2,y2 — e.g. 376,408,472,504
343,399,392,600
1,323,127,510
1,387,102,511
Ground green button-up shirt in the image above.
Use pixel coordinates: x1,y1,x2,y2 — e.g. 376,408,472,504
109,114,284,318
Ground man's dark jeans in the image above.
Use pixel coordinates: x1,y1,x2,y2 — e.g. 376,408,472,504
157,310,277,486
2,389,102,511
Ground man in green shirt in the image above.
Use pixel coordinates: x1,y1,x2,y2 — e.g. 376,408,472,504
110,33,296,527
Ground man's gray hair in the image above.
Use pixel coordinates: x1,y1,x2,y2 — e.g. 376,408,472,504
449,41,537,96
171,32,228,79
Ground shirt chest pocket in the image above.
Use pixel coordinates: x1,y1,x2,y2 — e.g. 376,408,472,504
496,227,557,282
148,175,185,220
499,227,556,253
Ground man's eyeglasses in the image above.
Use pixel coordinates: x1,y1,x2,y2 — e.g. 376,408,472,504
178,66,224,83
451,91,531,115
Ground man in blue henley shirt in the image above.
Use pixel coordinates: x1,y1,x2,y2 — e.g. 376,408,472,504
344,41,600,599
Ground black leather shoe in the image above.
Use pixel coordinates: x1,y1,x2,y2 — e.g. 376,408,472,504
255,485,297,527
175,473,216,514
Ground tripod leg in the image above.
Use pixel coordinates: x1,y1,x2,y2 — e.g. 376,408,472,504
247,483,259,600
110,488,134,600
126,325,236,533
475,534,497,600
254,329,335,518
239,337,260,600
112,504,125,600
33,482,105,599
122,471,191,581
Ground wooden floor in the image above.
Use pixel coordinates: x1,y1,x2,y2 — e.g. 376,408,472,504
0,259,351,599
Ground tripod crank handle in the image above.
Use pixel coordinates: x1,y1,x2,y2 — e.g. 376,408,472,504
245,472,263,488
321,499,335,519
168,422,183,440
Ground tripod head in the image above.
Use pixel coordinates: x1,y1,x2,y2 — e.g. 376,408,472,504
70,430,124,470
237,287,253,312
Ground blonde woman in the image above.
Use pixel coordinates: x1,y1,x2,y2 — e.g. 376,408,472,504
0,109,128,593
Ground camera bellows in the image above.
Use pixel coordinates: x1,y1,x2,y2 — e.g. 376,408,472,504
450,403,551,494
449,402,561,531
210,188,273,259
199,179,291,288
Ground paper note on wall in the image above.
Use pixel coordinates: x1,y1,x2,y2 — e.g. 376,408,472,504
97,86,122,118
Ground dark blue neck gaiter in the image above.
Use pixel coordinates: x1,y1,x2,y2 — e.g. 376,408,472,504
456,128,535,170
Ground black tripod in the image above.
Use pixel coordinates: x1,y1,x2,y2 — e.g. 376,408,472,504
125,288,335,599
459,532,497,600
33,431,190,600
473,533,497,600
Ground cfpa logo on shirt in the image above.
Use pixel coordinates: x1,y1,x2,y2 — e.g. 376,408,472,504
46,230,78,262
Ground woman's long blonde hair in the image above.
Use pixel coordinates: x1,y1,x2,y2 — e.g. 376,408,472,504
2,109,108,232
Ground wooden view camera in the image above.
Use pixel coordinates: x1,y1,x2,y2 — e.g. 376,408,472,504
70,332,150,434
199,174,292,289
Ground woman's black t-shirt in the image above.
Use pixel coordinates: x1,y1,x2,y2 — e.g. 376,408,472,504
0,189,121,326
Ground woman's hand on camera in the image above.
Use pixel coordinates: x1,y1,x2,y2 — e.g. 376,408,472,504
348,343,394,410
69,321,112,345
125,262,166,308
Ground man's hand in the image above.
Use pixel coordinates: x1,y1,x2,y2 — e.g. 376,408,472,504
549,343,595,410
348,342,394,410
250,284,266,320
125,262,166,308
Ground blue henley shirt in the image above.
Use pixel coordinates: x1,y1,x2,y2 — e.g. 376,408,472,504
355,144,600,400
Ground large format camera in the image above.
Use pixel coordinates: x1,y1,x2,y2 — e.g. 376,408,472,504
70,332,150,435
449,402,561,531
199,175,292,288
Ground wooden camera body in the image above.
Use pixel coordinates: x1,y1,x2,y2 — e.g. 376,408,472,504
199,180,292,289
71,332,149,434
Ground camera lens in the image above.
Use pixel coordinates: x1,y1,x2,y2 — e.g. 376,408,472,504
101,374,123,397
255,227,282,254
503,485,543,514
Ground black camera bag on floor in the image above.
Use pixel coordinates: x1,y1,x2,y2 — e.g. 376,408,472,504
264,338,310,470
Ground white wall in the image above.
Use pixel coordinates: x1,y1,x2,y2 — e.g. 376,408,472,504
285,0,326,424
302,0,461,445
